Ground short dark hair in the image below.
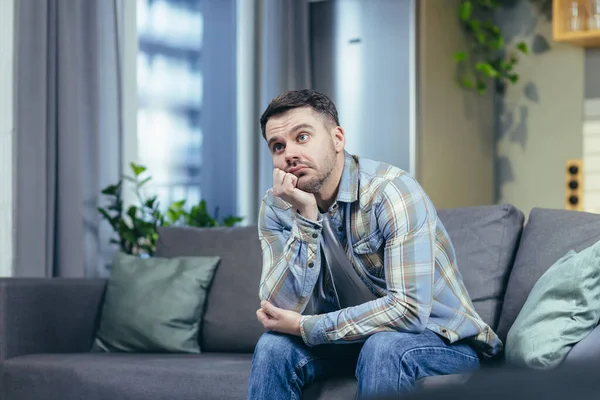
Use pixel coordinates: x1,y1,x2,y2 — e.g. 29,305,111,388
259,89,340,139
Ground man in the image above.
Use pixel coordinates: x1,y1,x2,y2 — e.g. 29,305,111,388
248,89,502,399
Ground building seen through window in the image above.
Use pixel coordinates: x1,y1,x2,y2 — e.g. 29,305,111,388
136,0,203,209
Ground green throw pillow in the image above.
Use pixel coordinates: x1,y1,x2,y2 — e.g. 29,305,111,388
506,240,600,369
92,252,220,353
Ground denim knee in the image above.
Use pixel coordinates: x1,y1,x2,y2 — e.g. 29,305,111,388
252,331,303,366
357,333,400,372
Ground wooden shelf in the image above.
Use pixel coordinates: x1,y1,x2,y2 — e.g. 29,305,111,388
553,0,600,47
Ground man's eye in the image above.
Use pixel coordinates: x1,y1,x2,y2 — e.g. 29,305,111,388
273,143,283,152
298,134,308,142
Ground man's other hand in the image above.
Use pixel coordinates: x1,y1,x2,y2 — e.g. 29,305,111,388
256,300,302,337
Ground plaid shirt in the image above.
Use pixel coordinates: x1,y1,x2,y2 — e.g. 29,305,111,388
258,152,503,358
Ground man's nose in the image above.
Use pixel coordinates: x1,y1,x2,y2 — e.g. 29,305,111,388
284,144,300,164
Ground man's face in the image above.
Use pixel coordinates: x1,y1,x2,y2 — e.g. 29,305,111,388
265,107,338,193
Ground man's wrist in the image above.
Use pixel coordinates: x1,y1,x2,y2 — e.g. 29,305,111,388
297,204,318,221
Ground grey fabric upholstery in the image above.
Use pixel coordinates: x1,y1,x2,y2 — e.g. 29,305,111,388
2,353,252,400
0,278,106,362
2,353,357,400
496,208,600,342
303,378,357,399
563,323,600,366
437,204,524,329
155,226,265,353
415,373,473,390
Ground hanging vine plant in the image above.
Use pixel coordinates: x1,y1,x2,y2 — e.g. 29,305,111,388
455,0,529,95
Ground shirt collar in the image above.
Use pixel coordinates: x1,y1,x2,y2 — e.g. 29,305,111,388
336,151,359,203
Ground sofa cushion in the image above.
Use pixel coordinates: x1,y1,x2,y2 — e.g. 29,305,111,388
505,241,600,369
303,378,357,399
437,204,524,329
155,226,265,353
497,208,600,342
2,353,357,400
415,373,472,390
1,353,252,400
93,252,221,354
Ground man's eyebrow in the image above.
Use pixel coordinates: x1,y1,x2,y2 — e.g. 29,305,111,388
267,124,314,148
290,123,314,133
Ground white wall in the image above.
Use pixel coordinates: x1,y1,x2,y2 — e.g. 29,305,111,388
0,0,15,277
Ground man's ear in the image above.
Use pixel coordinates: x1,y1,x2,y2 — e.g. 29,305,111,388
331,126,345,153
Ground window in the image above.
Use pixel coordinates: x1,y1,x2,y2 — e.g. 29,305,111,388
136,0,203,209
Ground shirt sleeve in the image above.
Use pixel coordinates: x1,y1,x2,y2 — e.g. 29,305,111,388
258,199,324,313
300,175,436,346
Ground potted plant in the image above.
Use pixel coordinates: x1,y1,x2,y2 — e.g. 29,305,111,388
98,163,243,257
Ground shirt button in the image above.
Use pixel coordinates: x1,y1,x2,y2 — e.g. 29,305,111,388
308,262,314,268
312,233,318,238
337,226,343,232
441,328,447,333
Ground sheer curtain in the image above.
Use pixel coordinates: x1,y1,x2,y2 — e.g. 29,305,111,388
14,0,123,277
237,0,313,225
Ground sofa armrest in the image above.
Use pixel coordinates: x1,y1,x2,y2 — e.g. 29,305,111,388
0,278,107,362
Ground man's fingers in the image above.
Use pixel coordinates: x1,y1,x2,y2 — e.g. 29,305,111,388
260,300,280,318
256,309,275,330
272,169,288,197
282,173,295,193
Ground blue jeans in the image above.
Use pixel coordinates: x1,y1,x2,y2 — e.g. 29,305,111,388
247,329,480,399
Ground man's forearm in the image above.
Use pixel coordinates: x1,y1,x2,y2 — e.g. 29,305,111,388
259,214,323,311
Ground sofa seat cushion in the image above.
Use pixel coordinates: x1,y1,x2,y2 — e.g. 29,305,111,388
1,353,363,400
1,353,253,400
415,373,472,390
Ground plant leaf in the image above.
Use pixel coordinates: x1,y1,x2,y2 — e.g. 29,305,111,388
130,163,147,177
454,51,467,62
101,183,121,196
223,216,244,227
459,1,473,21
145,196,158,209
127,205,138,221
516,41,529,54
475,62,498,77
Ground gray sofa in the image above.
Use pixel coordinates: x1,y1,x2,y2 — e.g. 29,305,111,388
2,204,600,400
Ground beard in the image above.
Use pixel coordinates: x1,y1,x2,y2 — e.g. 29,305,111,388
295,142,337,193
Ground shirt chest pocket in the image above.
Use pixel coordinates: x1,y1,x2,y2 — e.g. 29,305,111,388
351,231,385,279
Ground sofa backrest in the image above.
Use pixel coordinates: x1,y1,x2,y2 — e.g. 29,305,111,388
437,204,524,330
154,204,526,353
155,225,265,353
496,208,600,342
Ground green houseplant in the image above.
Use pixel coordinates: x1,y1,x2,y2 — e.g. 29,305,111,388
455,0,530,95
98,163,243,257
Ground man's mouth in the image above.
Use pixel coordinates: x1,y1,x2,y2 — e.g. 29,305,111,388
287,165,308,175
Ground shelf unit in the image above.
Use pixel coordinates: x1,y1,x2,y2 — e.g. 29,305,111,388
553,0,600,47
